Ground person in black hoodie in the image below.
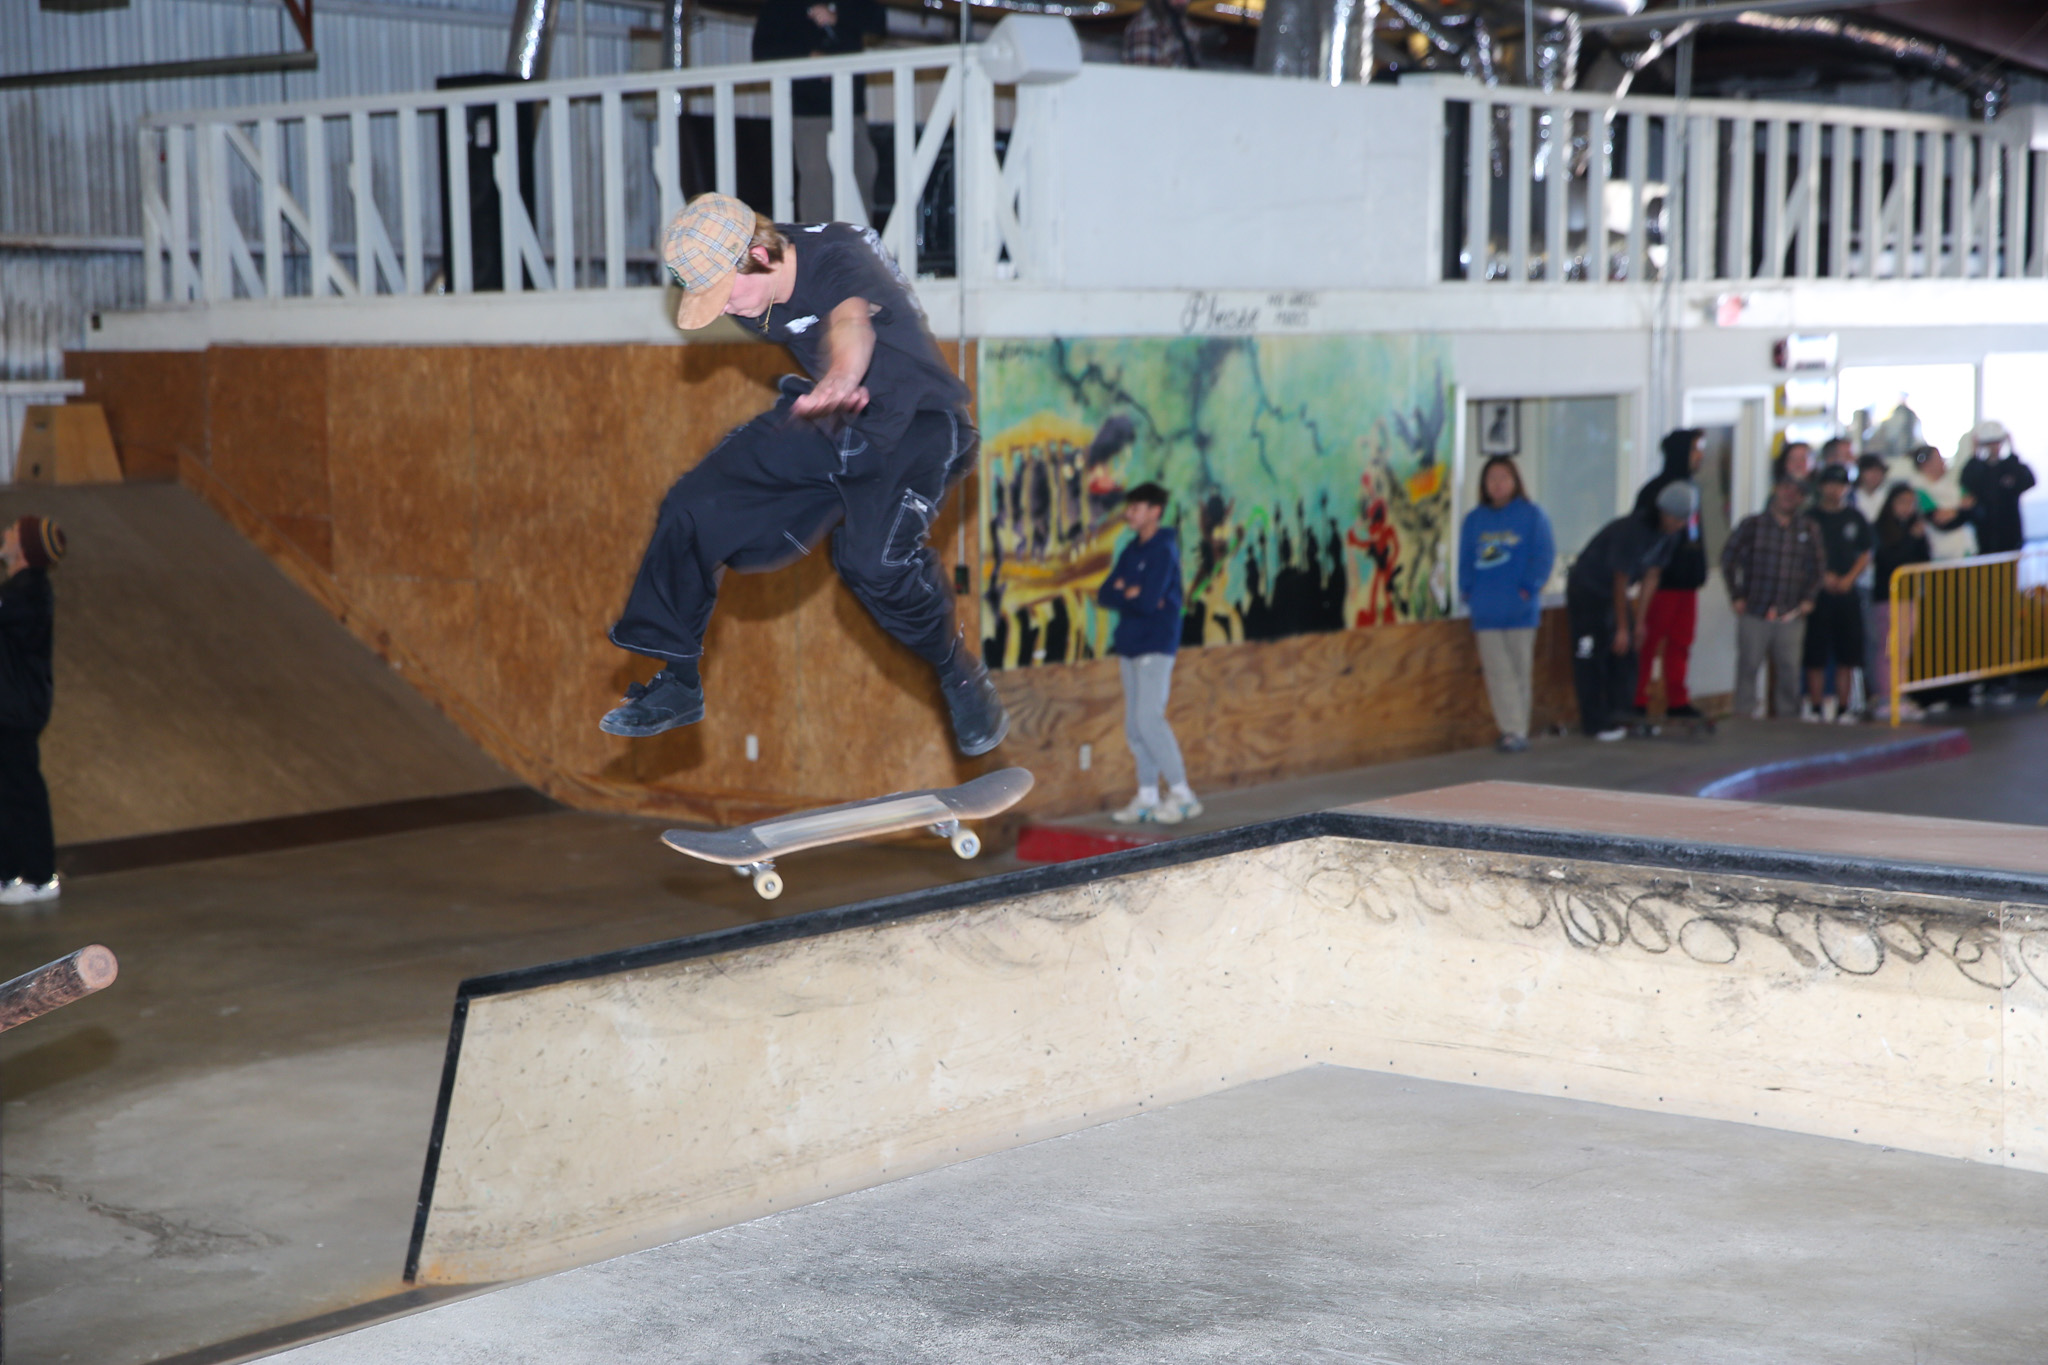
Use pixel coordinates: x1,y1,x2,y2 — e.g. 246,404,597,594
0,515,66,905
1630,429,1709,719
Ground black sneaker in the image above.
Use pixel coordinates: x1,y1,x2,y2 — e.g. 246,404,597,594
599,668,705,737
938,649,1009,756
1666,703,1704,719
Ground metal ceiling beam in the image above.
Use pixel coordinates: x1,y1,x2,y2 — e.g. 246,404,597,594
1582,0,1887,32
0,49,319,90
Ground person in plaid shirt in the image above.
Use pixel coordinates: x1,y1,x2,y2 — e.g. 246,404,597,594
1122,0,1200,67
1722,472,1825,719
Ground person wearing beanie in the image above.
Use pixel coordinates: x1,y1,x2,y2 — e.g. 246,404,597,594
1628,429,1708,720
0,514,66,905
1564,483,1693,741
601,193,1007,758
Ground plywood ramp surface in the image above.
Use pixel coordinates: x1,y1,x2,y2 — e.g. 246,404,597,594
0,483,514,844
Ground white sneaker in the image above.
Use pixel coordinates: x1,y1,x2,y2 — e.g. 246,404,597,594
1594,726,1628,742
1149,801,1187,826
1799,701,1821,723
1821,697,1838,723
0,877,61,906
1110,798,1159,825
1835,706,1860,725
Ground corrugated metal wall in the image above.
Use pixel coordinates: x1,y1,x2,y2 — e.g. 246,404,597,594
0,0,765,474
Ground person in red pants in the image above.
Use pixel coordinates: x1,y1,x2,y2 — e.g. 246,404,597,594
1630,429,1708,720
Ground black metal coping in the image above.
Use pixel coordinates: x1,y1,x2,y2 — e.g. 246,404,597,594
402,807,2048,1282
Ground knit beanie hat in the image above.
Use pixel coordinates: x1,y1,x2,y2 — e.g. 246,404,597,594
16,515,66,570
1654,480,1699,519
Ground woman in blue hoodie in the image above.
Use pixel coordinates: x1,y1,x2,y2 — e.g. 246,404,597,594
1458,456,1555,752
1098,483,1201,824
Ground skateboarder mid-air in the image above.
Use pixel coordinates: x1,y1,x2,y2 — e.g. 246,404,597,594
601,193,1009,756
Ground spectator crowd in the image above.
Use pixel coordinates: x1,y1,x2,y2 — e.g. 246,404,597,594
1459,417,2036,746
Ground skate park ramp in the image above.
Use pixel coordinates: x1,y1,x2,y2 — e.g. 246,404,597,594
0,483,516,849
398,780,2048,1293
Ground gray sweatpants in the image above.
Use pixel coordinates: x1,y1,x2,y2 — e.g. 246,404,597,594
1474,626,1536,740
1118,653,1187,789
1734,613,1805,718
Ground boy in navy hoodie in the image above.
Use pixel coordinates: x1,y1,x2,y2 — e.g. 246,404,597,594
1458,456,1555,751
1098,484,1201,824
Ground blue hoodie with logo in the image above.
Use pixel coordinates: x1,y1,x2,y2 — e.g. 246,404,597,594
1458,498,1555,631
1097,526,1184,657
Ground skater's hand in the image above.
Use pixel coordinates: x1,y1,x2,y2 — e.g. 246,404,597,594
793,372,870,418
1611,627,1631,656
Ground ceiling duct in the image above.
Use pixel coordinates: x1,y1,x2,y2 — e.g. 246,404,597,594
1255,0,1379,81
505,0,561,80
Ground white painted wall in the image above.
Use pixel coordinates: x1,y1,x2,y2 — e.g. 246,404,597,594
1027,69,1440,293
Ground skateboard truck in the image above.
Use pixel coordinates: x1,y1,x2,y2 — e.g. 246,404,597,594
731,861,783,900
930,818,980,860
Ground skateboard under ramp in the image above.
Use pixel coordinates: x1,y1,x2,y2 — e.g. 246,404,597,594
404,781,2048,1286
0,483,514,846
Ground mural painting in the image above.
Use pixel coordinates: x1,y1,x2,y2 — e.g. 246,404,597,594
977,335,1456,669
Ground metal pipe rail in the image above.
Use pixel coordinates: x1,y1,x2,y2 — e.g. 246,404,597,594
139,48,1027,306
1435,80,2048,285
1887,546,2048,725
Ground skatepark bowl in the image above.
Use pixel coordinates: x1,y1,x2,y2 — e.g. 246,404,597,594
287,781,2048,1362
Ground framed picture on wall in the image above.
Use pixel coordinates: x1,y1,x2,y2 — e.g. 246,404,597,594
1477,399,1520,455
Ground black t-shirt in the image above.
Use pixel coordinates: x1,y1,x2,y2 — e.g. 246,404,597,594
1961,453,2038,555
1566,515,1674,598
1809,504,1871,577
1873,527,1930,597
746,222,969,451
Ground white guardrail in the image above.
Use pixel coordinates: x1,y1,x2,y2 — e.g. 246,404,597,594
1438,84,2048,285
140,47,1037,304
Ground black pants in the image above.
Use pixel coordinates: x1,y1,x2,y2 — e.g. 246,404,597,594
0,727,55,885
1567,586,1634,735
611,394,977,669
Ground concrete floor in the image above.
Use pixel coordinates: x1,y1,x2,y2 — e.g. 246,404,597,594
268,1067,2048,1365
9,705,2045,1365
0,812,999,1365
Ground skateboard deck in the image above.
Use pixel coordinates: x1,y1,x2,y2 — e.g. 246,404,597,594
662,767,1034,899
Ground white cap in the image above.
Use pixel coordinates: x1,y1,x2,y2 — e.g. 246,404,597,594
1974,420,2009,446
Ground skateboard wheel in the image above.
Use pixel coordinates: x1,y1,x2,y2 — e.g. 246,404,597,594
949,830,980,860
752,869,783,900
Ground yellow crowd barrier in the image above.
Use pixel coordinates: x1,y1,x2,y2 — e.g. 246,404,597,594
1886,546,2048,725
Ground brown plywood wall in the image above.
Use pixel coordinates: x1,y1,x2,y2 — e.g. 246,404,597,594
64,350,207,481
90,341,1572,824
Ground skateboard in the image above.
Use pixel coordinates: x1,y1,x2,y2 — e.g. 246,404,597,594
661,767,1035,900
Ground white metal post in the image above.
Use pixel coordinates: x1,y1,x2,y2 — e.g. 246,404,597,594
830,70,861,225
713,81,736,198
497,97,522,293
1468,100,1490,281
398,107,422,293
601,89,624,290
551,94,574,290
446,99,473,294
306,114,333,294
260,118,284,297
1509,103,1532,283
770,77,794,224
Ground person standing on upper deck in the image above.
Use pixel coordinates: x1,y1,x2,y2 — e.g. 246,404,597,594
1123,0,1201,67
752,0,885,222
